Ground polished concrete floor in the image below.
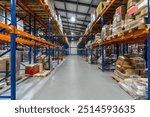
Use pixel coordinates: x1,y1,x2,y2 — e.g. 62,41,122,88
30,55,132,100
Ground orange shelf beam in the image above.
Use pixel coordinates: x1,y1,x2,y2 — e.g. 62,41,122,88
0,22,61,48
90,28,149,48
100,28,149,45
0,33,42,47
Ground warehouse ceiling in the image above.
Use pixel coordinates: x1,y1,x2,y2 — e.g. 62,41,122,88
54,0,99,40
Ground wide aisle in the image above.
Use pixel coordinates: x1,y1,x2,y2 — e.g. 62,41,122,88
32,56,132,100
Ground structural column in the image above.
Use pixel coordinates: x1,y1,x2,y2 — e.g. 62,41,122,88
57,35,60,64
33,16,37,63
28,15,32,64
116,44,119,59
147,0,150,100
90,34,93,64
48,17,51,70
10,0,17,100
101,16,105,72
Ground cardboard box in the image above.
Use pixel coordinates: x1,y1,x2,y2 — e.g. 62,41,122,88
0,58,7,78
130,57,145,69
25,64,40,75
127,0,148,16
127,0,140,9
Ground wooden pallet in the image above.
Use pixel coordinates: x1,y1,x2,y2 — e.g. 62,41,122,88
112,74,123,82
0,82,7,89
34,71,51,78
123,24,147,35
134,5,148,19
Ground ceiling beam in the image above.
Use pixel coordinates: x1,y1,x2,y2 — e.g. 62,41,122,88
75,0,79,29
64,29,83,33
63,21,87,27
55,0,97,8
64,27,85,32
61,16,90,23
83,0,94,25
56,8,90,16
64,29,84,33
63,24,86,30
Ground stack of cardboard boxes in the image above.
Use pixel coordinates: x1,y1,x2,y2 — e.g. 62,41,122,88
113,54,147,81
100,0,148,41
86,0,111,33
125,0,148,30
112,5,127,35
0,51,21,87
36,55,54,70
25,54,54,77
112,54,148,99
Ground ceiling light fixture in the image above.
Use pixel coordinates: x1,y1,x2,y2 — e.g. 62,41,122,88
71,32,74,35
70,17,75,22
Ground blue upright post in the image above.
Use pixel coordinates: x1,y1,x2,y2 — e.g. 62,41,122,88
5,9,7,24
53,36,55,60
28,15,32,64
45,30,48,54
57,36,60,64
145,41,147,68
126,44,128,53
48,17,51,70
116,44,119,59
101,45,104,72
137,43,140,54
10,0,17,100
147,0,150,100
90,34,93,64
101,16,105,71
33,16,37,63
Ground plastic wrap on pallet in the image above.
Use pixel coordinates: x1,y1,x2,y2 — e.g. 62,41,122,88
112,21,125,35
101,25,112,41
119,78,148,99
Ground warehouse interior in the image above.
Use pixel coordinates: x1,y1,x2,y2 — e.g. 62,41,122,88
0,0,149,100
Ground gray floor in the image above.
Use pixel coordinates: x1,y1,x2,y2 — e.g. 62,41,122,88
30,55,132,100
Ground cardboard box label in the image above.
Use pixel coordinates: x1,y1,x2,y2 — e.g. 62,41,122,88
127,5,138,16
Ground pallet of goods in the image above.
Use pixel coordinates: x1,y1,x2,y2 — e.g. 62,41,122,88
125,0,148,29
0,51,21,88
112,54,147,81
36,55,54,70
25,64,40,76
112,54,148,99
33,71,51,78
119,78,148,99
101,0,148,41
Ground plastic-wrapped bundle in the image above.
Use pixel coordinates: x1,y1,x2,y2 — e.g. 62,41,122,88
101,25,112,40
119,78,148,99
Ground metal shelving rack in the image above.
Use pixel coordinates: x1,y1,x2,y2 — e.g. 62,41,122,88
0,0,69,100
79,0,150,99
